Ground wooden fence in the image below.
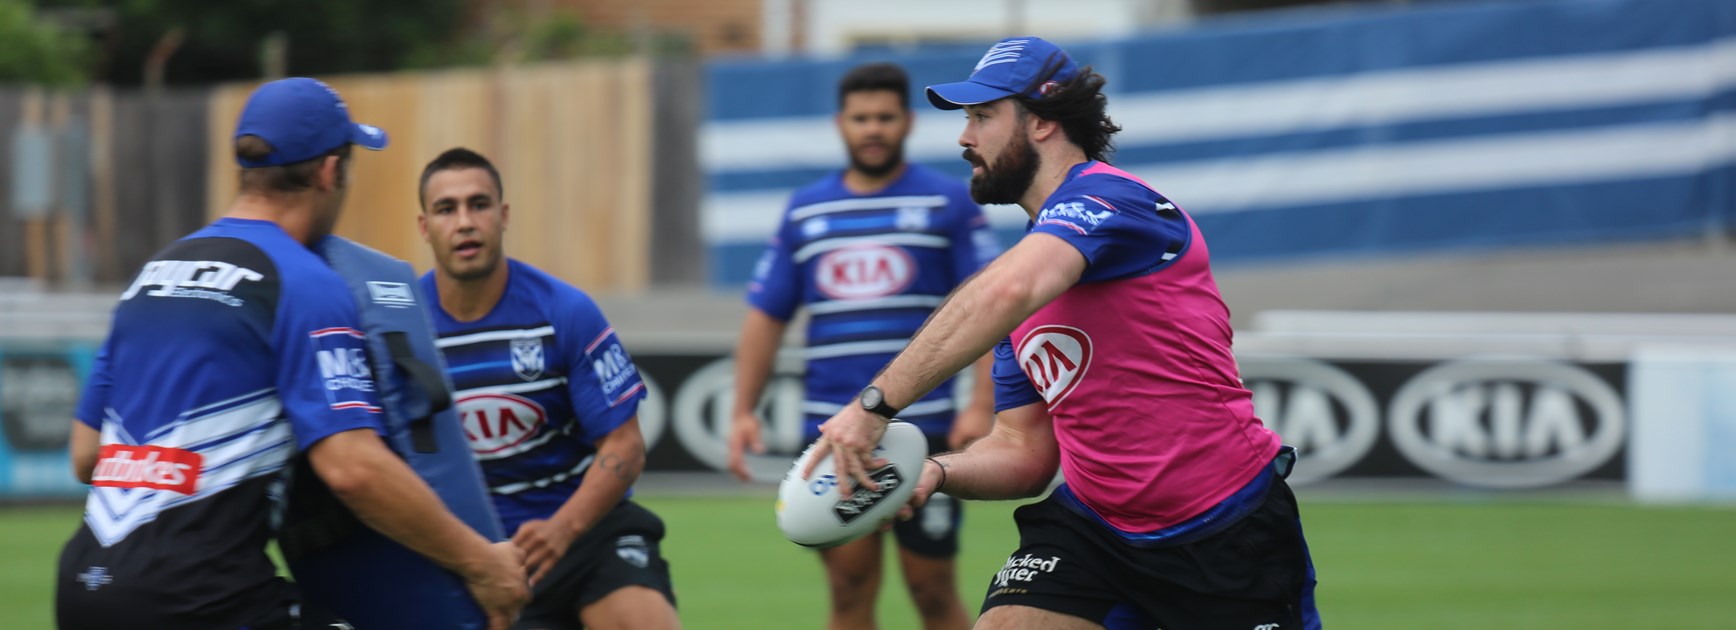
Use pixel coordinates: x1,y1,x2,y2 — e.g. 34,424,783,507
205,59,656,292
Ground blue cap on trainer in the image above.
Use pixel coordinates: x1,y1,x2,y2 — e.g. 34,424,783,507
926,37,1080,111
233,77,388,168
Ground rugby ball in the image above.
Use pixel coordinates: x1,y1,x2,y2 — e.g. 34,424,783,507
776,421,926,548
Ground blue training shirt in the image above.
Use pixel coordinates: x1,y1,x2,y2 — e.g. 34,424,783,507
746,164,998,440
63,217,385,626
421,259,647,536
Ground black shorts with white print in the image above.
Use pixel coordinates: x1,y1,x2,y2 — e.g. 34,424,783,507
980,464,1317,629
514,500,676,630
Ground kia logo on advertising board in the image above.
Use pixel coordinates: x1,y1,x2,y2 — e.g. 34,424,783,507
1386,358,1626,488
1241,357,1381,485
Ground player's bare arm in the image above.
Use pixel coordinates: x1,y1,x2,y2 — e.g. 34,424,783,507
908,402,1059,517
513,416,647,585
727,308,788,481
809,233,1085,493
68,421,99,484
949,354,998,450
309,428,529,630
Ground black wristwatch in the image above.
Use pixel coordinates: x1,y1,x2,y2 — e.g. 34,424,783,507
858,385,901,420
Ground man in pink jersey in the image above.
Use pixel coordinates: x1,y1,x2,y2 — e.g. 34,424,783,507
806,37,1320,629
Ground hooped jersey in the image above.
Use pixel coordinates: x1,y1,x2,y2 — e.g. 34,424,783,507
421,260,647,536
62,218,386,626
991,162,1282,533
747,164,998,438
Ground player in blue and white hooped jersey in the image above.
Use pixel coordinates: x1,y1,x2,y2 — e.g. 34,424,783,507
725,62,1000,630
416,148,680,630
56,79,526,630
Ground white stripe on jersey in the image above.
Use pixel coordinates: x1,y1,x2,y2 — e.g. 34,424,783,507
804,339,910,360
436,325,556,349
169,387,278,423
807,294,947,315
792,234,952,264
788,195,948,222
85,395,293,547
146,392,284,454
473,424,563,462
455,377,568,398
801,398,956,417
491,455,594,495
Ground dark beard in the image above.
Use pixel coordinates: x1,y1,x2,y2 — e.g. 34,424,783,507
966,134,1039,205
848,141,904,178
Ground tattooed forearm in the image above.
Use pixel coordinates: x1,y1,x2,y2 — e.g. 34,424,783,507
595,451,644,483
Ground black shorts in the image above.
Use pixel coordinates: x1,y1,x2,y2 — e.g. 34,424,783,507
57,573,343,630
980,463,1320,629
515,500,676,630
890,430,964,557
890,489,963,557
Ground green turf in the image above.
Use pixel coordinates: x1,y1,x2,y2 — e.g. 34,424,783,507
4,497,1732,629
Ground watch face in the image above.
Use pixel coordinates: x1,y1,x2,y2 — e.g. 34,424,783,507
861,387,883,409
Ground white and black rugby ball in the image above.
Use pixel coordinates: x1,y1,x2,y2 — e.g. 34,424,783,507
776,421,926,548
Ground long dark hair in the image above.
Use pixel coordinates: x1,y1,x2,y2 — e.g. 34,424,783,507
1014,56,1122,163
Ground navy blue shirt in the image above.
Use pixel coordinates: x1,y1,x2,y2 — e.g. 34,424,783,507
422,260,647,536
64,218,385,627
746,164,998,438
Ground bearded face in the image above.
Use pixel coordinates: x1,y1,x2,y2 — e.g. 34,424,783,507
964,122,1039,206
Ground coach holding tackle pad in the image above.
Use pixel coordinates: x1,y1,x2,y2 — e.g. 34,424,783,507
805,38,1323,629
56,78,526,630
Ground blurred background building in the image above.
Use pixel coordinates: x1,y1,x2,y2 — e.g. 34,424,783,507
2,0,1734,502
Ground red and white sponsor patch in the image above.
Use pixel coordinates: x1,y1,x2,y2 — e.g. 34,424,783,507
91,445,202,495
815,245,915,300
458,393,548,456
1016,325,1093,407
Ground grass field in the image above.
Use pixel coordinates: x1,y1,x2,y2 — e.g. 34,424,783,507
3,496,1733,629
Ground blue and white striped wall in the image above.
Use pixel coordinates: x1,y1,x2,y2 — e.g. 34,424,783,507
702,0,1736,286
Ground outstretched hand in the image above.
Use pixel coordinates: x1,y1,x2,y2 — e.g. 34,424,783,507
802,405,890,497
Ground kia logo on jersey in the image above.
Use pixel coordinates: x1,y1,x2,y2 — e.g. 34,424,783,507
458,393,549,458
815,245,915,300
1016,325,1093,407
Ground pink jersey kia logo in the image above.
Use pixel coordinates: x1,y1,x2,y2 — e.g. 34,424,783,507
1016,325,1093,407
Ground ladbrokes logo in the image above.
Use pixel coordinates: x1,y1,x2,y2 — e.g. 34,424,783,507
91,445,201,495
815,245,915,300
1016,325,1093,407
1387,359,1626,488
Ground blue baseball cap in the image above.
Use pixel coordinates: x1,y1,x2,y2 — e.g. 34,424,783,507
926,37,1080,110
233,77,388,168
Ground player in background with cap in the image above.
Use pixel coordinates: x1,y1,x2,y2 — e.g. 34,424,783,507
416,147,680,630
727,62,998,630
57,78,527,630
807,38,1322,629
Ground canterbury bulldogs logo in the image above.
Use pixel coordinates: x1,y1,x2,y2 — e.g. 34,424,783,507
975,39,1028,71
616,535,650,568
511,337,545,381
76,566,113,591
